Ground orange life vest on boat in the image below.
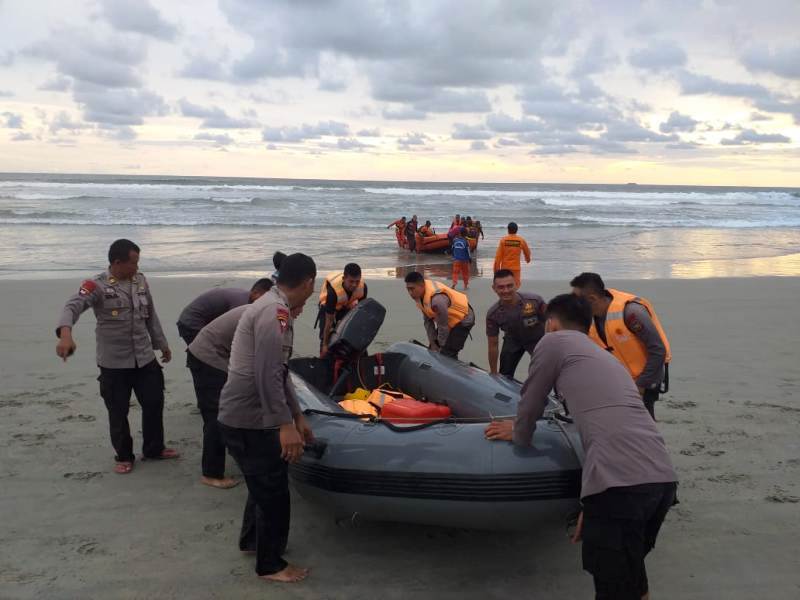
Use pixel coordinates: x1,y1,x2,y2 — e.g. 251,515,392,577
588,289,672,380
416,280,469,329
319,272,366,311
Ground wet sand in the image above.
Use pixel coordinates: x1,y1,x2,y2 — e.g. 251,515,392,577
1,275,799,599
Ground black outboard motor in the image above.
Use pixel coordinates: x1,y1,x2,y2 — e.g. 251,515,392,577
327,298,386,396
327,298,386,359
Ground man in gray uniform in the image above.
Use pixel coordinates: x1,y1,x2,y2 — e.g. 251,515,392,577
570,272,669,419
186,280,273,489
486,269,547,379
486,294,677,600
218,253,316,584
177,280,274,345
56,239,178,474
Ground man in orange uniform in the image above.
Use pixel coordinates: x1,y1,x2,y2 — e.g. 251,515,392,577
571,272,671,419
387,217,407,248
404,271,474,360
493,222,531,286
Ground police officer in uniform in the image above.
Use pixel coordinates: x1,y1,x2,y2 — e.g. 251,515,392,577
571,272,672,419
217,253,316,584
317,263,367,357
55,239,178,474
486,269,547,379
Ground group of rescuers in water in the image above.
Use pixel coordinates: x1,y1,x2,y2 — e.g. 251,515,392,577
55,234,677,597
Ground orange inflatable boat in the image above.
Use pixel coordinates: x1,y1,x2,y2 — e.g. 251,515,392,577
412,233,479,254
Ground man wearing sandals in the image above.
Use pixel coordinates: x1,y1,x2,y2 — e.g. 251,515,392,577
56,239,179,474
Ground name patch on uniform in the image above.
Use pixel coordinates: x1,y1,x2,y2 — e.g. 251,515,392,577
504,240,521,247
79,280,96,296
522,301,536,316
276,307,290,333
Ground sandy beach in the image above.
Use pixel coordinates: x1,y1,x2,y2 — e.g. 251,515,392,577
1,274,799,599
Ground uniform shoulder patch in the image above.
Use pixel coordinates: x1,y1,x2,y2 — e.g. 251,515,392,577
624,311,644,334
276,307,290,333
79,280,97,296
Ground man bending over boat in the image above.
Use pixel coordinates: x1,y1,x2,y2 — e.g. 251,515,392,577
485,293,677,600
404,271,475,359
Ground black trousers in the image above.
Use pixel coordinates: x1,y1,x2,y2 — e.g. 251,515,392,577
643,389,659,420
498,336,533,379
440,321,474,359
187,352,228,479
219,424,290,576
97,359,165,462
581,482,677,600
406,231,417,251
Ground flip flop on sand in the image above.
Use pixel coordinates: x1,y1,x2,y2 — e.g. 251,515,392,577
114,461,134,474
260,564,309,584
201,476,241,489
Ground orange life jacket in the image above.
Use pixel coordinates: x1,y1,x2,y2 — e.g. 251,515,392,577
588,289,672,380
417,279,469,328
319,272,365,311
419,225,433,236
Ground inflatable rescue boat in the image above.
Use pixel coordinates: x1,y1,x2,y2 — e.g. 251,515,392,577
288,299,583,530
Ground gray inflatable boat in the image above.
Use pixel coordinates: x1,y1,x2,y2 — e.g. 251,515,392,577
287,300,583,530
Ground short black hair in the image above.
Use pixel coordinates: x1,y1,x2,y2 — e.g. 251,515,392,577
108,239,140,264
343,263,362,278
251,278,273,293
570,272,606,294
507,222,518,234
545,294,592,333
277,253,316,288
425,220,431,226
493,269,515,282
404,271,424,285
272,251,287,271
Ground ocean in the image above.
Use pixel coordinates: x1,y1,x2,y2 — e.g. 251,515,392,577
1,172,799,281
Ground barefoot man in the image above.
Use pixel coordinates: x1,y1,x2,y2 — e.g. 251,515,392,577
217,253,316,583
55,239,178,474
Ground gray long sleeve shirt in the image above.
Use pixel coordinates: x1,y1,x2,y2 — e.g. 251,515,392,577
594,301,666,389
513,329,677,499
218,287,301,430
57,271,168,369
187,304,249,372
177,287,250,332
424,294,475,347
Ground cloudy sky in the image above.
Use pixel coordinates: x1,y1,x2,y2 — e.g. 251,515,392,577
0,0,799,185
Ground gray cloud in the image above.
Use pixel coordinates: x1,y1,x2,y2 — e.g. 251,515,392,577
659,111,699,133
398,132,429,147
49,111,91,134
39,76,72,92
720,129,791,145
262,120,350,143
194,132,234,146
76,83,168,126
741,44,800,79
605,120,677,143
178,54,227,80
629,40,687,72
11,132,34,141
2,112,23,128
356,128,381,137
412,89,491,114
101,0,178,41
335,137,369,150
665,142,699,150
470,140,487,151
496,137,522,146
530,145,580,156
179,99,255,128
0,90,13,97
452,122,492,140
676,70,770,100
0,51,14,66
572,36,618,77
485,113,544,133
27,29,147,88
382,107,427,120
749,112,771,122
